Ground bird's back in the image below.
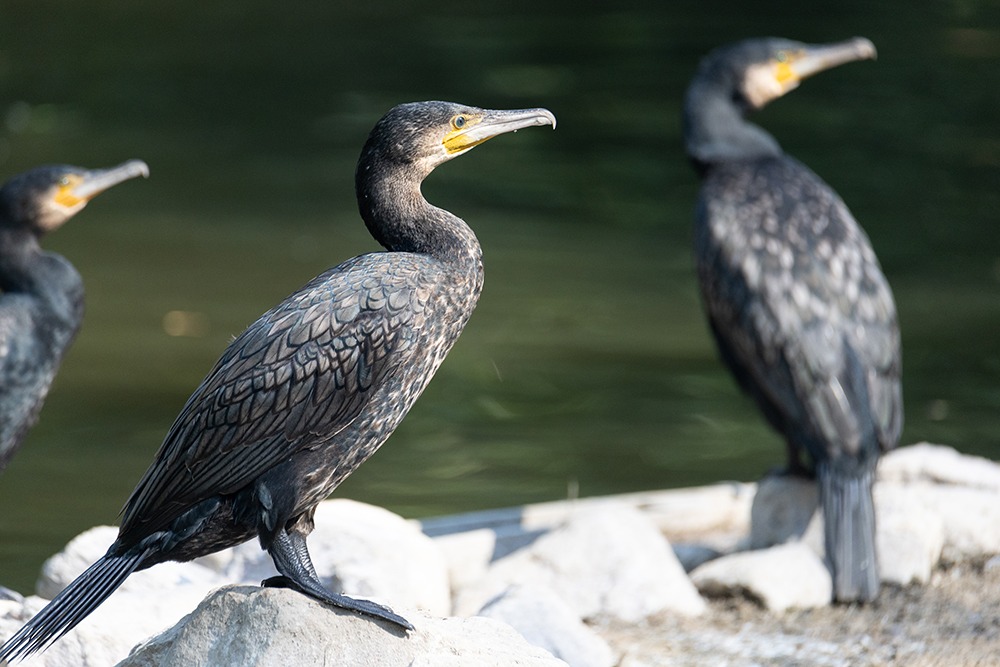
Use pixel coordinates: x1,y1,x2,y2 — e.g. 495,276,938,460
695,155,901,464
118,249,478,555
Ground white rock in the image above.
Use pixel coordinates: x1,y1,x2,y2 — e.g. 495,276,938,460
478,585,615,667
200,499,452,616
1,527,230,667
118,586,568,667
0,584,211,667
928,485,1000,562
36,526,118,599
879,443,1000,492
690,543,832,612
874,482,944,585
38,526,227,601
429,527,497,593
637,482,756,541
454,502,705,621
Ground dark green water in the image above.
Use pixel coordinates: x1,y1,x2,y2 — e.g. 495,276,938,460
0,1,997,593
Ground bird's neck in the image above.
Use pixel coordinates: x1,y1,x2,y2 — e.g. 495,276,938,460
0,225,84,326
355,158,483,275
683,80,782,170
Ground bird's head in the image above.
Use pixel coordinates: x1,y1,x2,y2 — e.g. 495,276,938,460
359,101,556,179
0,160,149,235
706,37,877,111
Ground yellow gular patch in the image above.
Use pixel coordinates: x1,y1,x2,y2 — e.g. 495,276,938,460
52,176,85,208
774,61,798,86
442,114,485,154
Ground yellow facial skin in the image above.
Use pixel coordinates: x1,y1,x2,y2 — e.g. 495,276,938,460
52,175,87,209
773,51,803,89
442,113,487,154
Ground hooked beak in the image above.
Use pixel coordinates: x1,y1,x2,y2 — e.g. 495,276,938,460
72,159,150,201
443,107,557,155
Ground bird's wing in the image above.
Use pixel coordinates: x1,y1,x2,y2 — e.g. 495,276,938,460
696,157,901,460
119,256,433,538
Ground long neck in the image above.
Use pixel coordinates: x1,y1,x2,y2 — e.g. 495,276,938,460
683,79,782,171
355,152,483,275
0,225,84,329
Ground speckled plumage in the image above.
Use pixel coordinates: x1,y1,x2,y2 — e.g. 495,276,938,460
685,38,900,602
0,102,554,661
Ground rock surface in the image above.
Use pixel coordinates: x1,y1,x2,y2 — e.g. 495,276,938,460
452,501,706,621
689,542,832,612
118,586,568,667
478,585,615,667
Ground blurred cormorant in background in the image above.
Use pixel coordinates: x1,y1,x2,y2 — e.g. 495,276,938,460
0,161,149,472
683,37,901,602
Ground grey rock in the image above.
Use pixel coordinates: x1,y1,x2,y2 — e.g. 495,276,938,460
690,542,832,612
478,585,615,667
117,586,568,667
749,474,822,552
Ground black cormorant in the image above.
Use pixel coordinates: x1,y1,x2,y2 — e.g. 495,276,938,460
683,38,901,602
0,101,555,660
0,161,149,472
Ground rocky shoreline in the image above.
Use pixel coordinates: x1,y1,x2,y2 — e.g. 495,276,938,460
1,442,998,666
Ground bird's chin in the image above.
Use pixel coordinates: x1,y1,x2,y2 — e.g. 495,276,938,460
37,201,86,233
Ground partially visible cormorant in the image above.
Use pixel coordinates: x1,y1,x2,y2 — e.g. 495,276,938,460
683,38,901,602
0,161,149,472
0,101,555,660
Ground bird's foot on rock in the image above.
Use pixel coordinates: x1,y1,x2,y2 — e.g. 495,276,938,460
261,575,414,631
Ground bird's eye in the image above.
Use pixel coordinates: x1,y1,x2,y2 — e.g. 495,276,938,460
59,177,71,186
775,50,788,63
452,115,467,129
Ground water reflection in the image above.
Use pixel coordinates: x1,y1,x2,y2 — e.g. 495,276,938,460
0,1,997,593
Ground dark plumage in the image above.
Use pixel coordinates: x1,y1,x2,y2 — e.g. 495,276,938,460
684,38,901,602
0,101,555,660
0,161,148,472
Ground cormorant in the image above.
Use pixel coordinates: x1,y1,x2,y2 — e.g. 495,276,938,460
683,38,901,602
0,101,555,660
0,161,149,472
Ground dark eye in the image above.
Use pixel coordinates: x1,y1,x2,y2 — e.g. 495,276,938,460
453,115,466,129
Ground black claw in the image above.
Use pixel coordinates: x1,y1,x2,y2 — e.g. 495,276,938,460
261,575,294,589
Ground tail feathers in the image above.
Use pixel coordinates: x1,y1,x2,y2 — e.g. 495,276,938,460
0,550,146,662
819,462,879,602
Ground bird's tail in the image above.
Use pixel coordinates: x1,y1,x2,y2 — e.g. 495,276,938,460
0,549,146,662
818,460,879,602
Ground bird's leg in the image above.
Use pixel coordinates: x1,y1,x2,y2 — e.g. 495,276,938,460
784,440,812,478
263,527,413,631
